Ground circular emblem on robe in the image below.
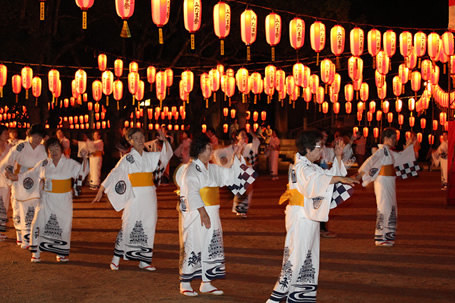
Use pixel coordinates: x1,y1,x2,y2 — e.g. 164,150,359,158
23,177,34,190
384,149,389,156
195,164,201,172
16,143,24,152
126,154,135,164
115,180,127,195
369,168,379,177
312,197,323,209
42,159,48,166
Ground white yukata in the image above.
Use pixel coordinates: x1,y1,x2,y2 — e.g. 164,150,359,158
433,141,448,188
101,142,172,265
0,140,47,248
176,156,253,283
359,144,417,244
0,143,12,233
17,157,89,256
268,154,348,303
87,139,104,188
213,136,260,215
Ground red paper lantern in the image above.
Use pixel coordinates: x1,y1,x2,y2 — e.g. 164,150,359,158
115,0,135,38
428,32,441,62
92,80,103,102
420,118,426,129
102,71,114,96
398,64,409,85
333,102,340,114
147,66,156,84
309,74,319,94
114,59,123,78
344,84,354,102
440,112,447,125
428,134,434,145
359,82,369,102
250,72,263,95
290,17,305,51
129,61,138,73
410,71,421,93
20,66,32,99
240,9,257,61
330,25,345,58
406,46,417,69
383,30,396,58
135,80,145,101
392,76,402,97
223,123,228,133
369,100,376,112
213,1,231,56
265,12,281,61
75,0,94,29
395,99,403,113
376,110,382,121
409,116,415,127
442,31,454,56
48,69,60,94
398,114,404,126
236,68,249,94
98,54,107,72
363,127,369,138
0,64,6,97
430,65,440,85
348,56,363,81
165,68,173,88
32,76,41,99
151,0,171,44
113,80,123,101
75,69,87,94
399,31,413,58
368,28,381,67
387,112,393,123
350,27,364,57
373,127,379,138
128,72,139,95
345,102,352,114
12,75,22,98
421,59,432,81
376,51,389,75
183,0,202,50
357,102,365,113
382,100,390,114
414,31,427,58
310,21,326,65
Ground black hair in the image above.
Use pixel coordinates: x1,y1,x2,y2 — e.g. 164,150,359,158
190,133,211,158
0,124,8,135
27,124,46,138
382,127,396,141
126,128,144,141
44,137,63,153
296,130,323,156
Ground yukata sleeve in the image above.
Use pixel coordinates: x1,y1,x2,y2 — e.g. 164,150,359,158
185,167,205,211
359,149,385,186
152,140,173,184
295,164,332,198
213,156,256,196
0,147,17,187
101,158,134,211
14,159,43,201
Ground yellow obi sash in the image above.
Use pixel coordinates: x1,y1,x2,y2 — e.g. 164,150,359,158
128,172,154,187
45,179,72,193
379,164,395,176
279,187,304,206
91,151,103,157
199,187,220,206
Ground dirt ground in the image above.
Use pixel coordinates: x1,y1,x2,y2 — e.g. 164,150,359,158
1,170,454,303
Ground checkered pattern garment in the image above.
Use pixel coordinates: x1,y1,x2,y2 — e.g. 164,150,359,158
153,159,165,186
227,163,258,196
332,183,354,206
394,145,420,179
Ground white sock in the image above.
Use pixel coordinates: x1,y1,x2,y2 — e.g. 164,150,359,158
180,282,193,291
16,231,22,242
111,256,120,266
200,281,217,292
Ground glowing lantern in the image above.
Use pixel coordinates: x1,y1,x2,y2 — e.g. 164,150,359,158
236,68,249,101
290,17,305,52
75,69,87,94
316,86,324,105
330,25,345,64
442,31,454,56
410,71,421,94
115,0,135,38
428,134,434,145
440,112,447,125
32,76,41,103
345,102,352,114
135,80,144,101
408,97,415,111
387,112,393,124
406,46,417,69
396,99,403,112
367,29,381,67
0,64,6,97
421,59,432,81
344,84,354,102
357,102,365,112
376,110,382,121
21,66,32,99
213,1,231,56
420,118,426,129
102,70,114,105
409,116,415,127
310,21,326,65
265,12,281,61
350,27,364,57
428,32,441,62
392,76,402,98
200,73,212,106
230,109,236,119
147,66,156,88
398,64,409,87
240,9,257,61
286,75,295,97
303,87,312,108
183,0,202,50
12,75,21,102
430,65,440,85
98,54,107,72
165,68,173,92
113,80,123,105
414,31,427,59
348,56,363,81
181,70,194,95
373,127,379,139
223,123,228,133
209,69,220,97
309,74,319,94
376,51,389,75
114,59,123,78
382,100,390,114
333,102,340,115
321,101,329,114
363,127,369,138
48,69,60,94
129,61,138,73
264,65,276,92
151,0,171,44
383,30,396,59
75,0,95,29
261,111,267,121
359,82,369,102
398,114,404,127
225,76,236,105
399,31,413,58
91,80,102,102
128,72,139,101
320,59,335,87
156,71,167,107
369,100,376,113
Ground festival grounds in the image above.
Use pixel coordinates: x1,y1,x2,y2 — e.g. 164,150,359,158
1,170,454,303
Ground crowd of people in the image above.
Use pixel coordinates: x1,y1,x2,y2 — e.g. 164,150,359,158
0,121,444,301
